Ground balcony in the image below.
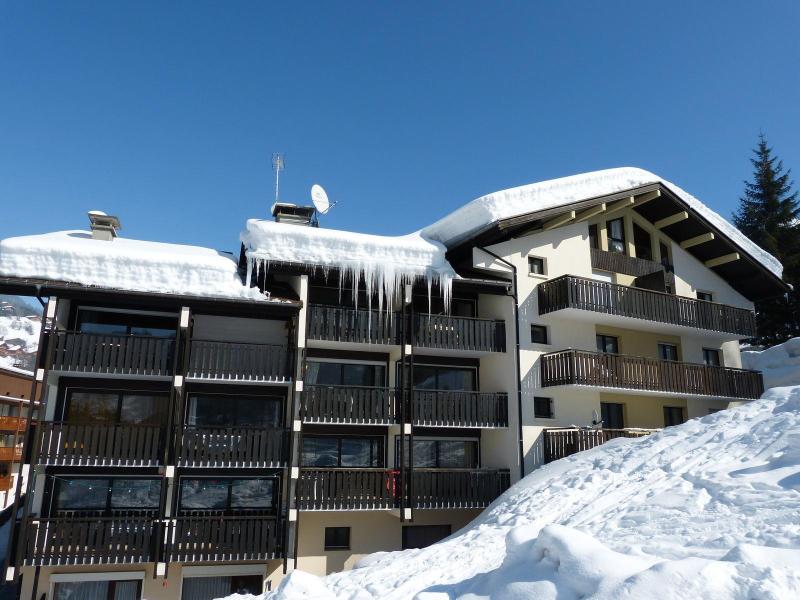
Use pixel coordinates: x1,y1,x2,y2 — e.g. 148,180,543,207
24,516,156,565
308,305,399,345
50,331,174,376
538,275,757,339
0,415,26,431
412,390,508,428
0,446,23,461
411,469,510,509
166,515,282,562
37,422,163,467
542,428,656,463
178,426,287,468
414,314,506,353
187,340,290,383
300,385,397,425
297,468,398,510
540,349,764,399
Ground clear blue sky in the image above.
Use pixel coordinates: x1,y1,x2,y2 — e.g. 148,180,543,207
1,1,798,254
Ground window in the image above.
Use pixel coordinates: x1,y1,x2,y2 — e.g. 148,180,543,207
76,308,176,338
588,224,599,249
663,406,686,427
63,389,168,425
402,525,451,550
658,343,679,361
596,334,619,354
528,256,546,276
659,241,673,270
181,575,263,600
451,298,477,318
531,325,549,345
632,222,653,260
178,478,276,513
53,478,161,515
601,402,625,429
324,527,351,550
703,348,721,367
607,218,626,254
305,361,387,387
396,438,479,468
186,394,281,428
533,397,554,419
54,579,141,600
301,436,384,467
411,364,476,391
696,291,713,302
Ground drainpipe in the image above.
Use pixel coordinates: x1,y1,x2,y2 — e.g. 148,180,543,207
476,247,525,482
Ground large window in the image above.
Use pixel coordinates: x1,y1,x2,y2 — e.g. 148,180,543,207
53,477,161,515
632,222,652,260
396,438,479,469
181,575,262,600
186,394,282,428
411,365,476,391
76,309,176,338
63,389,168,425
179,478,276,513
54,579,141,600
301,435,384,468
601,402,625,429
305,361,386,387
588,224,599,249
402,525,451,550
607,218,626,254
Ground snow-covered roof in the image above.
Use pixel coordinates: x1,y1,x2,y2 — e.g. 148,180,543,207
0,230,266,301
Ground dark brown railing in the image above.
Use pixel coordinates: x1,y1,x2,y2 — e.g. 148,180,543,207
412,390,508,428
188,340,289,382
308,305,399,345
538,275,757,338
297,468,398,510
414,314,506,352
50,331,174,376
178,426,287,467
542,428,655,463
167,515,282,562
411,469,510,509
37,422,163,466
301,385,397,424
540,349,764,399
25,516,156,565
590,248,672,278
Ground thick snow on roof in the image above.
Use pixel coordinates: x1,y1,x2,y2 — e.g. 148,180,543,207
0,231,265,301
423,166,783,279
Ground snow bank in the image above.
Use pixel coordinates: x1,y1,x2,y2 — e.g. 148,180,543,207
241,220,455,311
0,231,265,301
248,383,800,600
742,338,800,389
422,167,783,279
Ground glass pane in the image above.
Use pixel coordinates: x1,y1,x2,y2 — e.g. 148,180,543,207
231,575,262,595
341,438,376,467
187,396,234,427
301,437,339,467
181,577,232,600
342,364,375,387
413,366,438,390
111,479,160,510
436,368,475,391
180,479,229,510
56,478,108,511
305,361,343,385
412,440,437,467
231,479,274,509
77,310,130,335
120,394,166,425
236,397,281,427
54,581,109,600
113,581,140,600
609,219,624,240
439,440,477,468
65,392,118,423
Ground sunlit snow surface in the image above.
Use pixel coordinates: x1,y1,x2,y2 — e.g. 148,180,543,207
218,339,800,600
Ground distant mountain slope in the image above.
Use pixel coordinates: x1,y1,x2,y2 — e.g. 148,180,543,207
0,297,40,373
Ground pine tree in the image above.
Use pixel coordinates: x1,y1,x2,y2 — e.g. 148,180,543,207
733,134,800,345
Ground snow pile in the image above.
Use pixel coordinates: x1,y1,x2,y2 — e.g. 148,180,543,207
0,231,265,301
0,315,39,373
742,338,800,389
251,384,800,599
241,220,455,311
422,167,783,279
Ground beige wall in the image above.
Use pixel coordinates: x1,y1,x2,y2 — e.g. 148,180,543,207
595,324,682,360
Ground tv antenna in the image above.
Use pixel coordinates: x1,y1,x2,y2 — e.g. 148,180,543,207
272,153,285,205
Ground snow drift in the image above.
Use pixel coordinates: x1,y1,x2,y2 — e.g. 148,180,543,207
742,339,800,389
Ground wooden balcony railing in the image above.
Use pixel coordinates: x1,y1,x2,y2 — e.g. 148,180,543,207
542,428,655,463
538,275,757,338
24,516,156,565
167,515,282,562
308,305,399,345
37,422,163,466
300,385,397,424
590,248,673,278
540,349,764,399
297,468,398,510
0,415,26,431
188,340,290,382
178,426,287,467
0,446,23,461
412,390,508,428
411,469,510,509
50,331,174,376
414,314,506,353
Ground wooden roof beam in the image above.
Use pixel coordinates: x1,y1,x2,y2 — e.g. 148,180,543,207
574,203,606,222
543,210,576,231
632,189,661,207
603,196,635,217
655,211,689,229
705,252,740,268
680,232,715,249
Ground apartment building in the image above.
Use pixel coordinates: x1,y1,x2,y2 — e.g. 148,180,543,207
0,167,788,599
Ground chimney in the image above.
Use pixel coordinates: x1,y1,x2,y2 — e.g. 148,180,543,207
271,203,318,227
88,211,121,241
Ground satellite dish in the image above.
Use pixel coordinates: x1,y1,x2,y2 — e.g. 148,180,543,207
311,184,331,214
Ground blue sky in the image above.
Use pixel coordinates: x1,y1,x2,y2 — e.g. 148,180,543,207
1,1,798,254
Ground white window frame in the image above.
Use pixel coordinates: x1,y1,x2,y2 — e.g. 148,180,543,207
527,255,547,278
